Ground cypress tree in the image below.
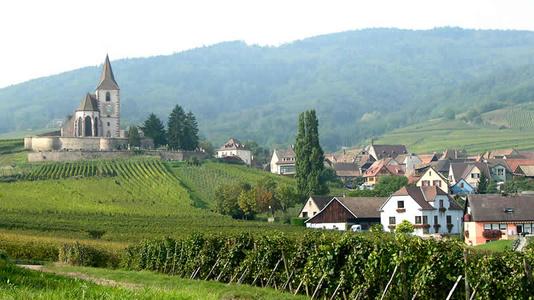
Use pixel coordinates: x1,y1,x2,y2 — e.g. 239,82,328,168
141,113,167,148
295,110,328,199
167,105,186,150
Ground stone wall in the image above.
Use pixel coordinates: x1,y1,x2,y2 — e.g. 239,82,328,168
27,149,207,163
24,136,153,152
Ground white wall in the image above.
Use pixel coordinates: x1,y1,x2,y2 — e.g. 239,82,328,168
306,222,348,230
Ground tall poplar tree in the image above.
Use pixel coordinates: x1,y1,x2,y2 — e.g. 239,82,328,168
167,105,186,150
141,113,166,148
295,110,328,199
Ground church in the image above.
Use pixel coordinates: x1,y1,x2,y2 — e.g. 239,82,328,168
61,55,122,139
24,56,152,153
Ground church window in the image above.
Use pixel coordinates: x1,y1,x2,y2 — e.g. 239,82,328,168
106,92,111,102
106,131,111,137
77,117,83,137
107,122,110,126
84,116,93,137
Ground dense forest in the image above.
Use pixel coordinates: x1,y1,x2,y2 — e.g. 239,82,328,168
2,27,534,150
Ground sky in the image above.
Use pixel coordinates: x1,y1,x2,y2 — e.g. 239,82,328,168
1,0,533,88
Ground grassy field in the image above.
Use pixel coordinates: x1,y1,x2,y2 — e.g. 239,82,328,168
0,259,305,299
376,119,534,153
0,139,26,167
473,239,514,252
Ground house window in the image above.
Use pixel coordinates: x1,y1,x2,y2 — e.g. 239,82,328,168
397,201,404,209
302,212,308,218
433,180,441,187
499,224,506,230
423,216,428,224
471,173,480,179
434,216,438,225
107,122,110,126
446,215,452,224
422,180,430,186
415,216,422,224
497,169,504,176
439,200,444,208
460,182,464,188
308,201,312,207
429,171,432,176
389,217,396,225
484,224,492,230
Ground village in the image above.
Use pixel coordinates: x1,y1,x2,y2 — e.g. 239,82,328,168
219,140,534,248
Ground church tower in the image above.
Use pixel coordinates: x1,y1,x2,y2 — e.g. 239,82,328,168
95,55,121,138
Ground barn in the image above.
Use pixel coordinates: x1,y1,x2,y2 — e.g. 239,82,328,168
305,196,387,231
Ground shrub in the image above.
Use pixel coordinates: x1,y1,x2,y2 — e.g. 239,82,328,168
482,229,502,239
58,242,119,268
87,229,106,239
290,217,306,227
395,220,414,234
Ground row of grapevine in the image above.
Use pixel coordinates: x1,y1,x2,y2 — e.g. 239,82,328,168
506,109,534,128
122,232,534,300
21,161,117,180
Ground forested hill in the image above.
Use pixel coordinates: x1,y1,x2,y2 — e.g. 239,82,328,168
2,27,534,150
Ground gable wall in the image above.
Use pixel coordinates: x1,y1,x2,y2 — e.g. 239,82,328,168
307,200,354,224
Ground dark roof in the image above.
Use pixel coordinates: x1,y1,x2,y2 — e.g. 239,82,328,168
450,162,490,181
219,138,247,150
441,149,468,160
96,55,119,90
78,93,99,111
336,197,387,218
467,194,534,222
310,195,335,210
274,147,295,159
429,159,451,173
333,162,360,177
370,144,407,159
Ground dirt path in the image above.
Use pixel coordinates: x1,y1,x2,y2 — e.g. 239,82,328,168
17,264,142,290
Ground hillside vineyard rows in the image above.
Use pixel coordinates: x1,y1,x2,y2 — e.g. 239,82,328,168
0,159,304,247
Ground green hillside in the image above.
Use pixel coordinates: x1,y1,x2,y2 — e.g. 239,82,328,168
481,103,534,128
375,118,534,154
3,28,534,150
0,158,302,245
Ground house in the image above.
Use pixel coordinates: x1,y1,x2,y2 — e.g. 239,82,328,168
463,194,534,246
379,186,463,236
450,179,475,195
448,162,490,190
363,158,404,188
440,149,468,160
216,138,252,166
416,166,449,193
515,165,534,178
486,160,512,183
482,149,521,160
400,154,422,176
418,153,438,165
332,162,360,183
366,144,408,161
298,195,333,219
270,147,296,175
305,196,387,230
504,159,534,175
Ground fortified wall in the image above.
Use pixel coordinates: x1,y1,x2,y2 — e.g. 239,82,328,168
24,136,154,152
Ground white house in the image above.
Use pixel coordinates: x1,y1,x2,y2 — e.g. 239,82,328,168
416,166,449,193
379,186,463,236
216,138,252,166
270,147,296,175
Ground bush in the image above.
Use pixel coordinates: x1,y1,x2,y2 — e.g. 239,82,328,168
58,242,119,268
395,220,414,234
87,229,106,239
290,218,306,227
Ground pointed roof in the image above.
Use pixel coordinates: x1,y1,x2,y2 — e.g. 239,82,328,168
77,93,99,111
96,55,119,90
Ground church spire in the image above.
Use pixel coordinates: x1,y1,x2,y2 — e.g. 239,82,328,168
96,54,119,90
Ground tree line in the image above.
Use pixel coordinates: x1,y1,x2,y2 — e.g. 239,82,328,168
128,104,199,151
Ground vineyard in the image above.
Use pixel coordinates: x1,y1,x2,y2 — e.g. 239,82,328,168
0,139,25,168
122,232,534,300
0,159,304,245
170,161,296,208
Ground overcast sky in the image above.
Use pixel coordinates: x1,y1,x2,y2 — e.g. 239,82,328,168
1,0,533,88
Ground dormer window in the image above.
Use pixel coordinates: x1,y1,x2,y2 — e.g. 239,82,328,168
106,92,111,102
397,201,404,209
504,208,514,213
